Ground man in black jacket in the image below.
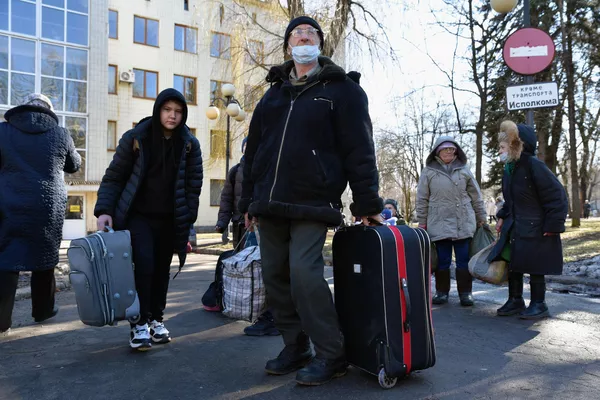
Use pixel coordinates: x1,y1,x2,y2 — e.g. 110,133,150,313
95,89,203,351
239,16,383,385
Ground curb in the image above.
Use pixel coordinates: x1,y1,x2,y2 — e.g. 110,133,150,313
545,275,600,288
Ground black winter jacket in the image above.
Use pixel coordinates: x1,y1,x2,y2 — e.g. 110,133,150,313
217,157,244,229
94,89,203,269
239,57,382,225
487,125,568,275
0,105,81,272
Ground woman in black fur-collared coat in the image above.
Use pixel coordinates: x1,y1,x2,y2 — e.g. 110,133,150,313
489,120,568,319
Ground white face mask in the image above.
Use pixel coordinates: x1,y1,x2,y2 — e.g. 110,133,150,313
291,45,320,64
499,152,509,163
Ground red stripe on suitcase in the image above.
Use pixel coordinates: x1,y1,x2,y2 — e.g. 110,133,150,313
389,226,412,373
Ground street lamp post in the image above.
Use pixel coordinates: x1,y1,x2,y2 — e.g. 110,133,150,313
491,0,535,127
205,83,246,178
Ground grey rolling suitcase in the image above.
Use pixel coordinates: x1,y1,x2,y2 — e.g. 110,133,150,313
67,229,139,327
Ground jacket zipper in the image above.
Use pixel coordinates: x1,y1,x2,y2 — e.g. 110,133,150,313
313,97,334,110
269,81,320,202
312,149,327,182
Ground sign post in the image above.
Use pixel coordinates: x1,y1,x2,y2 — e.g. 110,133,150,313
503,27,556,126
505,82,559,111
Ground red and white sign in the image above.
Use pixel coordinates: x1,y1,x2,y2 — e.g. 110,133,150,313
503,28,556,75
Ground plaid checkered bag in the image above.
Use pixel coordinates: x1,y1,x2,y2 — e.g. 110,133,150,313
221,245,266,321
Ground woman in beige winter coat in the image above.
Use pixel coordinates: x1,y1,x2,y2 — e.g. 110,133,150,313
416,136,486,306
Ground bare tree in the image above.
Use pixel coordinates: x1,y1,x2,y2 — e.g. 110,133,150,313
376,92,453,220
558,0,582,227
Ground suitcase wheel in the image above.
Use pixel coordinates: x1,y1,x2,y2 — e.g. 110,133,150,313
378,368,398,389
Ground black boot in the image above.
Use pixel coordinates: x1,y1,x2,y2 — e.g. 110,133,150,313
497,271,525,316
432,269,450,305
296,356,348,386
34,306,59,323
520,275,549,320
456,269,474,307
244,310,280,336
265,332,313,375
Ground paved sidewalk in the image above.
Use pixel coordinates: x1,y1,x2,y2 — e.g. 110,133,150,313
1,254,599,400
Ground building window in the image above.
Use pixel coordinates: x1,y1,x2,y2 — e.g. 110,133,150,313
210,80,232,106
246,40,264,64
109,10,118,39
133,68,158,99
38,43,87,112
210,129,231,159
189,128,196,136
10,0,36,36
210,32,230,59
210,179,225,206
174,24,197,54
244,85,263,111
134,16,159,47
107,120,117,151
184,0,189,11
252,13,257,23
219,5,225,25
132,122,137,128
64,116,87,182
40,0,89,46
108,65,117,94
174,74,196,104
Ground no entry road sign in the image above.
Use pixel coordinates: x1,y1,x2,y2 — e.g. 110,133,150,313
506,82,559,111
503,28,556,75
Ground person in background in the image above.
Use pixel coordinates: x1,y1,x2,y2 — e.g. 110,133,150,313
381,208,397,226
95,89,203,350
416,137,486,307
216,138,248,249
486,197,497,224
0,94,81,335
489,121,567,319
495,197,504,217
584,200,591,219
215,137,279,337
383,199,405,225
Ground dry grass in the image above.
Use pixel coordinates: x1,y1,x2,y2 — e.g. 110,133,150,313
200,219,600,264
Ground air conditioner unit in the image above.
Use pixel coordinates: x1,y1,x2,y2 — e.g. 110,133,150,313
120,69,135,83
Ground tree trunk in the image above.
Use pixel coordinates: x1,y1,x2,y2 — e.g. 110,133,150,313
559,0,581,227
476,123,484,184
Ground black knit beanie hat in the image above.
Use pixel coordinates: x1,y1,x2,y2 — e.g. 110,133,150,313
283,16,324,54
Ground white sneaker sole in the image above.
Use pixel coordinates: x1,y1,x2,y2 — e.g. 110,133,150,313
130,340,152,351
151,334,172,344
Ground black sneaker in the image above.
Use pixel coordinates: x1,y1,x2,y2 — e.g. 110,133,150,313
265,333,313,375
432,292,449,305
244,312,280,336
295,357,348,386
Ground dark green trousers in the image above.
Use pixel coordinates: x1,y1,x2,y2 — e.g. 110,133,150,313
259,217,344,360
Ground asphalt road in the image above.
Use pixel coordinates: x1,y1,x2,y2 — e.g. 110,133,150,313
1,254,599,400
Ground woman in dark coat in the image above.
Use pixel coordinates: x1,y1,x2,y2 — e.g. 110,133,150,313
488,121,568,319
0,94,81,334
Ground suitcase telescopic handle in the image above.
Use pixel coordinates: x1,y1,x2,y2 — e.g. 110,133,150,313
401,278,411,332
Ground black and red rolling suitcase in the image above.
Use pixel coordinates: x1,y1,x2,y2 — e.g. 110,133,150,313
332,224,435,389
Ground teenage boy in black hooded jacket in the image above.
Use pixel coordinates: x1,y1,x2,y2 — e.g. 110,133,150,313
95,89,203,350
